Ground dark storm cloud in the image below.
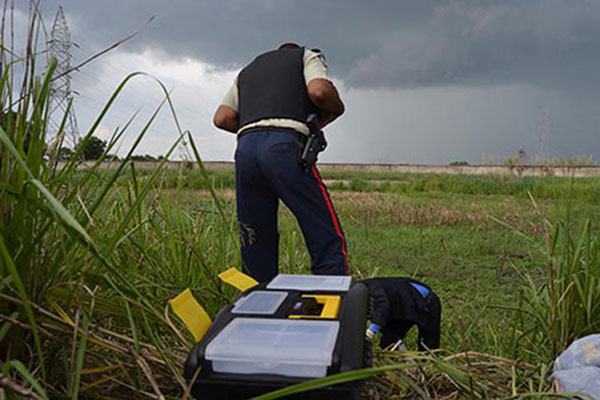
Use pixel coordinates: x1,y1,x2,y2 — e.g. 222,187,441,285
32,0,600,91
33,0,435,75
347,0,600,89
16,0,599,163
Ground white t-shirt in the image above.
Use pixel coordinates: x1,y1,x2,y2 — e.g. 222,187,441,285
220,48,329,135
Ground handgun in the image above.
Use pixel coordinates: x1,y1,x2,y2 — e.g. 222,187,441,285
299,114,327,169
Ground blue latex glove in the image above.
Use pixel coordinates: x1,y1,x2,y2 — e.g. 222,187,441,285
366,323,381,339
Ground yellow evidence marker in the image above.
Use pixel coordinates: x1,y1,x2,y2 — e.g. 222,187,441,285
218,267,259,291
170,288,212,342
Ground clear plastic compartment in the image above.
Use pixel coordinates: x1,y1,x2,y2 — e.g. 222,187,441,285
231,291,287,315
205,318,340,378
267,274,351,292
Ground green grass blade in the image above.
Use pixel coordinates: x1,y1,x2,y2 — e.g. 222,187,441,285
29,179,94,244
56,72,147,177
105,133,185,254
125,300,140,353
1,360,49,400
0,233,46,381
70,314,90,400
252,362,417,400
0,311,20,342
2,124,148,300
187,132,233,247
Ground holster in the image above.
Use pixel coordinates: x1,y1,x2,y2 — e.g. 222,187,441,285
299,114,327,169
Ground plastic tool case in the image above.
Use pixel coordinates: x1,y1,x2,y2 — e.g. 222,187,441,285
184,275,369,399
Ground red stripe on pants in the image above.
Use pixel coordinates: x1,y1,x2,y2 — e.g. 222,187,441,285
310,166,349,275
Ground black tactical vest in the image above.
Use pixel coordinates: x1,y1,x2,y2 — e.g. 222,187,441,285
237,47,317,129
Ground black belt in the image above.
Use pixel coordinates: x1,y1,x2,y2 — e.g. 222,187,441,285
237,126,308,144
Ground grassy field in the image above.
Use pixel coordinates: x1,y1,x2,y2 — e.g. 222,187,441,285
4,155,600,398
2,12,600,398
158,169,600,357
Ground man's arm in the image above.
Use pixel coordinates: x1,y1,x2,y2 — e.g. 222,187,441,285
214,78,239,133
213,105,239,133
307,78,345,128
362,279,391,328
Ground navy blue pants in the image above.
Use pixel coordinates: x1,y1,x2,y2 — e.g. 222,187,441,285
234,129,348,283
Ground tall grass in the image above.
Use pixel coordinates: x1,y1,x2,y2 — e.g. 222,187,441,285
0,5,238,398
515,219,600,362
239,220,600,400
1,4,598,399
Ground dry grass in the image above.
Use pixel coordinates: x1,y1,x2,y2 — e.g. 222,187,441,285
365,350,542,400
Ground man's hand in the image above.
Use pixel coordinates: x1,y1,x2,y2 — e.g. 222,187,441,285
307,78,344,128
213,105,239,133
317,110,340,128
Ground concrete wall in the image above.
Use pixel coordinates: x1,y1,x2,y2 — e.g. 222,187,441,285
317,163,600,177
67,161,600,177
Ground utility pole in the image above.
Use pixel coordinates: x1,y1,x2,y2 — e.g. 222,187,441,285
48,6,79,150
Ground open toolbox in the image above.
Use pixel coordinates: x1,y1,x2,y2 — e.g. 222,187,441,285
184,274,369,399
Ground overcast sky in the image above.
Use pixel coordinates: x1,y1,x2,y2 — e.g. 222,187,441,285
15,0,600,164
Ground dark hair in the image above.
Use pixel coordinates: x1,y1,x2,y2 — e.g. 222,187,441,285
278,42,301,50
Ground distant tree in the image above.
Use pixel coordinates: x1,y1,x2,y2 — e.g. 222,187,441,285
503,157,518,167
79,136,106,160
450,161,469,166
131,154,158,161
503,149,528,167
58,146,74,161
105,153,121,161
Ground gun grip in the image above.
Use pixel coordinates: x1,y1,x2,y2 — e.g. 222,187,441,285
306,114,320,132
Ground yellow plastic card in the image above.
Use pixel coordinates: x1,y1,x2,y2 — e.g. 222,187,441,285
170,288,212,342
218,267,258,291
